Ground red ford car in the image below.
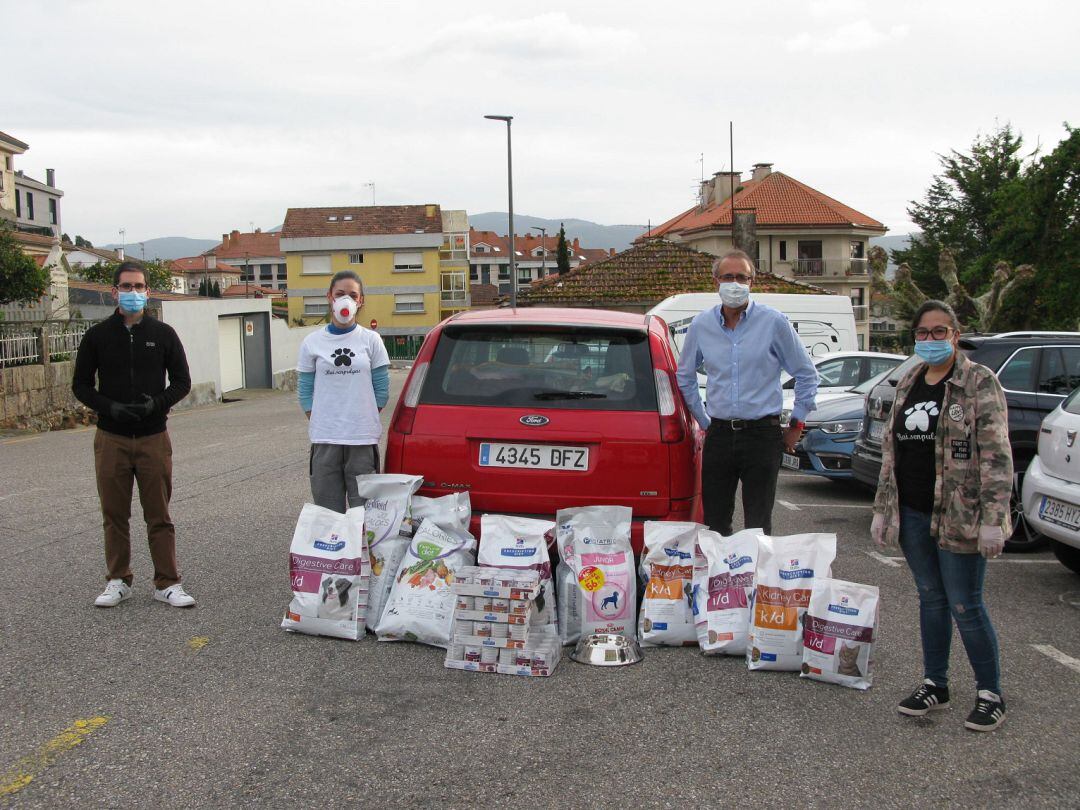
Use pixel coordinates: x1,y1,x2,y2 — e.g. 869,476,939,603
384,308,702,552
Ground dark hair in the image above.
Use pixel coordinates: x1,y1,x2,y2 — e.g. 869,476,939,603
329,270,364,295
911,299,960,331
114,260,147,286
712,249,757,279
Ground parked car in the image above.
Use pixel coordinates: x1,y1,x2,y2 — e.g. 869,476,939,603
384,308,700,552
781,351,905,413
1022,385,1080,573
782,368,893,479
852,332,1080,550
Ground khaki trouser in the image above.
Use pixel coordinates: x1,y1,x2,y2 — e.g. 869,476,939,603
93,428,180,589
309,443,379,513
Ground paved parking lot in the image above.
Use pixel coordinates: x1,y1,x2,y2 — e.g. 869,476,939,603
2,375,1078,808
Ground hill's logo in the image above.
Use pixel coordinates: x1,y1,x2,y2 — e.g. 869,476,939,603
664,548,691,560
828,595,859,616
779,557,814,580
502,537,536,557
314,533,345,552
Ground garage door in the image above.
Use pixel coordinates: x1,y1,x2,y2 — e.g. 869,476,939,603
218,317,245,393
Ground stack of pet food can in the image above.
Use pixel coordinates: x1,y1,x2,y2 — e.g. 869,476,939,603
444,566,561,677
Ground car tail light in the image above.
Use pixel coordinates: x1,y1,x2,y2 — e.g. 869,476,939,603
654,368,685,443
392,361,429,435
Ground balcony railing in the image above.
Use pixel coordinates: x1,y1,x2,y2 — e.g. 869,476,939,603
440,292,468,308
845,258,869,276
792,258,826,277
852,305,868,321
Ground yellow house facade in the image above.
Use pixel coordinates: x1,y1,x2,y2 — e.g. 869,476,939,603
280,204,469,356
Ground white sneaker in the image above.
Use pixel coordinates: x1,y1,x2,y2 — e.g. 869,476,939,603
154,583,196,608
95,579,132,607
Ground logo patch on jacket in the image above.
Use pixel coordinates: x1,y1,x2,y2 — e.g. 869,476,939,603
950,438,971,460
948,403,964,422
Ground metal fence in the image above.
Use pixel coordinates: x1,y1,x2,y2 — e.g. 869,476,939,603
0,320,100,367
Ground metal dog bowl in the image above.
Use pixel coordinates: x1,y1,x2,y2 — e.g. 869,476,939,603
570,633,644,667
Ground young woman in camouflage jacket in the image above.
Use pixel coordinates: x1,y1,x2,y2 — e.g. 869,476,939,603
871,300,1012,732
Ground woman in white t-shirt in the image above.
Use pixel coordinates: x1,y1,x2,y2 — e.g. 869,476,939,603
297,271,391,512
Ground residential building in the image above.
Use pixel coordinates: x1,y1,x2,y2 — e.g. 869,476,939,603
14,169,63,237
646,163,887,348
281,204,468,356
468,227,616,297
207,229,287,291
518,238,831,313
170,255,242,295
64,243,122,270
0,130,28,222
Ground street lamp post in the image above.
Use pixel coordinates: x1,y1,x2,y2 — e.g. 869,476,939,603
530,225,547,282
484,114,515,308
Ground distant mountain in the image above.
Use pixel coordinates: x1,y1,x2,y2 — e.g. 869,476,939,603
468,213,646,253
101,236,220,261
870,233,916,280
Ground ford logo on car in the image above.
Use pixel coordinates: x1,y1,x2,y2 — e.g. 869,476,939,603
520,415,549,426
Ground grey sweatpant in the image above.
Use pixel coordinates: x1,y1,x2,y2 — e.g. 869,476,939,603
309,443,379,513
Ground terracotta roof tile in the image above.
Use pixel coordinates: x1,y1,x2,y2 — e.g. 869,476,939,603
281,205,442,238
168,256,241,274
222,283,283,297
468,283,501,305
67,279,191,301
518,239,833,307
645,172,886,239
209,230,282,259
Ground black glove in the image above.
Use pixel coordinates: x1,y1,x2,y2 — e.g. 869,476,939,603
109,401,141,422
129,394,157,419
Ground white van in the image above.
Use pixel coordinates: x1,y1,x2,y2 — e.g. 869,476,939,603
649,292,858,357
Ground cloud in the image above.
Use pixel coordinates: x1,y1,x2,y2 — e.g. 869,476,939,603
786,20,910,53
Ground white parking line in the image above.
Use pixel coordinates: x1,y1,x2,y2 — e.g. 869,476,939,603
866,551,901,568
1031,644,1080,675
777,500,801,511
787,503,874,509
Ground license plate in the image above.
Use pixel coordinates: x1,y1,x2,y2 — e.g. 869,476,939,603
782,453,801,471
868,419,886,441
1040,496,1080,531
479,443,589,471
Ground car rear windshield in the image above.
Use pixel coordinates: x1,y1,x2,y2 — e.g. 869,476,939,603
420,325,658,411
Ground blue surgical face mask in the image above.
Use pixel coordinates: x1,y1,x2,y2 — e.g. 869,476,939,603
118,291,147,314
914,338,954,365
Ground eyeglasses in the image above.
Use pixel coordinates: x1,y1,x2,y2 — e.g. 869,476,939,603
117,283,148,292
912,326,952,340
718,273,753,284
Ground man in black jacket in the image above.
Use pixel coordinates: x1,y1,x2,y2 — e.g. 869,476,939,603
73,261,195,608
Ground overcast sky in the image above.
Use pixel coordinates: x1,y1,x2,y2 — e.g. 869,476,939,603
7,0,1077,245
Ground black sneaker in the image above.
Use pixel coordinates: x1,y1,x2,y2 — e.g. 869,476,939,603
898,679,951,716
965,691,1006,732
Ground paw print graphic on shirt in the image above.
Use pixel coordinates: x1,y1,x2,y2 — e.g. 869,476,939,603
331,348,355,367
904,401,939,432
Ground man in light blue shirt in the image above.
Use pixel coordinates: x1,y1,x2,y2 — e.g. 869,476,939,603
676,250,818,535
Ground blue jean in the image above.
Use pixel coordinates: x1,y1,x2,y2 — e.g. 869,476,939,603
898,505,1001,693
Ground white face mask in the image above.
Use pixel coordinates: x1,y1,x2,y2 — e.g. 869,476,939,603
718,281,750,308
332,295,356,322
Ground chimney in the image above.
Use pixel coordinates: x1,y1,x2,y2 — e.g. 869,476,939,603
709,171,742,205
46,168,55,187
222,233,229,248
572,238,580,250
117,247,125,260
609,248,615,257
255,227,261,234
230,229,240,247
752,163,773,182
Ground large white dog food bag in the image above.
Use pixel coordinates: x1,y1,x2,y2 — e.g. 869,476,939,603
800,577,880,690
282,504,369,641
638,521,700,647
374,520,477,648
746,533,837,672
356,473,423,628
478,515,556,626
409,492,472,534
554,505,636,644
693,528,760,655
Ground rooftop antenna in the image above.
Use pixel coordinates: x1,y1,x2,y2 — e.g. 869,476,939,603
363,182,376,205
729,121,735,202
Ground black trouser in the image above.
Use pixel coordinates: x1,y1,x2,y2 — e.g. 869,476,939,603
702,418,783,536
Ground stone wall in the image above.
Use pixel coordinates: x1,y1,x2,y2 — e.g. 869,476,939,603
0,360,87,430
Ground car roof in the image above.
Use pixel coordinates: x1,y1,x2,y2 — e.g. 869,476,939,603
961,332,1080,347
448,307,650,329
815,351,906,361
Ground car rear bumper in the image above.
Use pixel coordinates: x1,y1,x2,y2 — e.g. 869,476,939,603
851,439,882,488
1022,456,1080,550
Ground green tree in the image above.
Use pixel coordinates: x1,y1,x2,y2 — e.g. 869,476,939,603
893,124,1029,297
74,259,175,292
61,232,71,244
74,235,93,248
555,223,570,275
198,277,207,296
0,221,50,306
212,280,222,298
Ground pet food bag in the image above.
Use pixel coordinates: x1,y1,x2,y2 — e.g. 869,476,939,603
800,577,880,690
637,521,700,647
356,473,423,628
694,528,760,655
374,520,477,648
478,515,556,626
409,492,472,534
282,504,368,641
554,505,636,644
746,533,837,672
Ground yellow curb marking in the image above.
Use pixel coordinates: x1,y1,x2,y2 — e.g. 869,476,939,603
187,636,209,651
0,716,109,798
